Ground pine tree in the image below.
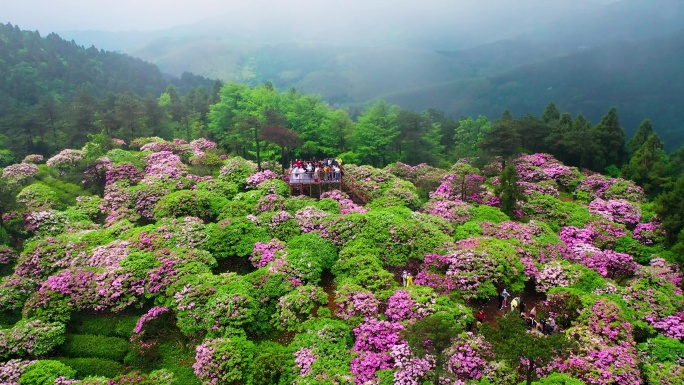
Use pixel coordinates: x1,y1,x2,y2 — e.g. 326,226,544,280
593,107,626,170
495,164,525,218
542,101,560,123
627,119,656,157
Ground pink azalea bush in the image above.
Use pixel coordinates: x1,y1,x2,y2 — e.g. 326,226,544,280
46,149,83,168
320,190,367,214
250,239,287,268
1,163,39,183
514,153,575,184
246,170,279,188
588,198,641,227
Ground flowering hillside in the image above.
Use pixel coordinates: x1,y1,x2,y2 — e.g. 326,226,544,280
0,140,682,385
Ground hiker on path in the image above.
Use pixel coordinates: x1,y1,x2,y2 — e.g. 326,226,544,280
477,309,486,324
401,270,408,287
499,289,510,310
519,298,525,314
406,272,414,287
546,317,556,334
511,296,520,312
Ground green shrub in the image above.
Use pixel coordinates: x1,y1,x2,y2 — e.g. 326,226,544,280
71,314,139,338
56,357,123,379
17,183,59,210
471,204,510,223
39,177,90,209
19,360,76,385
257,179,289,197
315,198,341,214
202,219,270,258
250,341,294,385
59,334,130,361
154,190,228,222
288,233,338,269
453,221,483,240
196,179,239,199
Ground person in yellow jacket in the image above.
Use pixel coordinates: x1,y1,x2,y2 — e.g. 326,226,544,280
511,297,520,312
406,272,414,287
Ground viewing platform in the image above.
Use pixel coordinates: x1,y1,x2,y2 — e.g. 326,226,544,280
282,168,368,204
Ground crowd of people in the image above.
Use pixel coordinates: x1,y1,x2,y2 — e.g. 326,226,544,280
289,158,343,183
472,288,556,334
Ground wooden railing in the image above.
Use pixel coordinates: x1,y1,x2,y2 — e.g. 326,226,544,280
341,171,368,204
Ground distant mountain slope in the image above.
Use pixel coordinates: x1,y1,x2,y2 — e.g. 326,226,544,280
0,23,212,110
384,29,684,149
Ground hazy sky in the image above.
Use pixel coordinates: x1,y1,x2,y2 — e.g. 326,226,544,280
4,0,619,34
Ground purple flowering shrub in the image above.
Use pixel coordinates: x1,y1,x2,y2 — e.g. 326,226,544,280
588,198,641,227
560,225,638,278
415,237,526,299
22,154,43,164
193,336,255,385
218,156,258,186
651,313,684,340
384,162,447,189
536,261,580,293
445,332,495,382
515,153,575,185
422,199,473,224
633,222,664,245
0,319,66,359
0,359,35,385
46,149,84,168
106,163,144,186
577,174,645,202
351,317,405,384
343,164,420,208
428,166,487,204
250,239,287,268
246,169,279,188
1,163,39,184
273,284,328,331
321,190,367,214
335,283,379,320
551,298,642,384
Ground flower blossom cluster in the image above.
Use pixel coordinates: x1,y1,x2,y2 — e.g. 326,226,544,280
144,151,188,180
294,347,317,376
321,190,367,214
246,170,279,188
515,153,574,184
588,198,641,226
633,222,663,245
46,149,83,168
536,261,578,293
0,359,35,384
1,163,39,183
650,312,684,340
22,154,43,164
133,306,170,335
250,239,286,268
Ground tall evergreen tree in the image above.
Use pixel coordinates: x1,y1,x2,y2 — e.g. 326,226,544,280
621,133,669,196
542,101,561,123
480,110,521,168
593,107,626,170
351,100,400,167
495,164,525,218
627,119,656,157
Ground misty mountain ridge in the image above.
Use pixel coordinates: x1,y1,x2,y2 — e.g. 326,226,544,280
33,0,684,150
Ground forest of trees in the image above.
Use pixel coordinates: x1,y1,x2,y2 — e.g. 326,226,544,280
4,22,684,255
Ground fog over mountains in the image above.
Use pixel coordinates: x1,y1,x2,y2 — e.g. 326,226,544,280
17,0,684,140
